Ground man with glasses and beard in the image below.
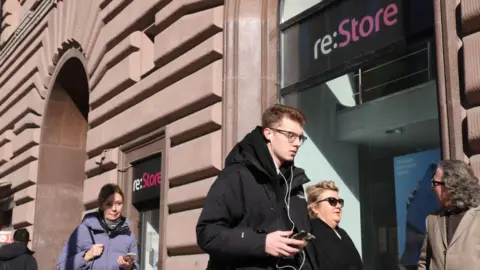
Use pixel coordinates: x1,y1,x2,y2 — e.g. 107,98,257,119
196,104,316,270
418,160,480,270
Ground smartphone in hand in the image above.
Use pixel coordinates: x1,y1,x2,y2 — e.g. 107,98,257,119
291,230,315,243
123,253,136,261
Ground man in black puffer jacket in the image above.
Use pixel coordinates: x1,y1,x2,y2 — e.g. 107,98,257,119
0,229,38,270
196,104,316,270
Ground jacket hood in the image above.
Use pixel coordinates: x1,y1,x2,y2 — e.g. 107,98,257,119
225,126,277,177
0,242,33,260
225,126,310,188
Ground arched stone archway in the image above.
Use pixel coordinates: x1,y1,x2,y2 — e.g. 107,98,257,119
32,48,89,269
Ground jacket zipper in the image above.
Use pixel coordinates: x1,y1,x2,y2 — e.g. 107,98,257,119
107,235,111,270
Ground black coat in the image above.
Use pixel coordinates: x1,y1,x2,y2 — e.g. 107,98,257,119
310,218,363,270
0,242,38,270
196,127,315,270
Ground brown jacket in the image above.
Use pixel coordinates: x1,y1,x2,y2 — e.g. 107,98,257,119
418,206,480,270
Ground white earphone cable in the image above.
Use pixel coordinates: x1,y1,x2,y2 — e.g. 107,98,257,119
276,167,306,270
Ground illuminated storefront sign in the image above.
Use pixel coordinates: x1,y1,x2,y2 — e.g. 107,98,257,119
132,154,162,207
282,0,404,87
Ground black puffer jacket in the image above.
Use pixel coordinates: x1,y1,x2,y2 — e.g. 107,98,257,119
0,242,38,270
196,126,315,270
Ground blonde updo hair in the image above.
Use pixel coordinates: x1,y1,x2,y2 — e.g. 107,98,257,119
306,181,339,217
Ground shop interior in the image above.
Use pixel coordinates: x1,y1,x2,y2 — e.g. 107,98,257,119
283,39,441,270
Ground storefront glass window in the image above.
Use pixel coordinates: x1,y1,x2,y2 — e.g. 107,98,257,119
279,0,439,268
282,40,441,269
131,153,162,270
139,209,160,270
280,0,323,22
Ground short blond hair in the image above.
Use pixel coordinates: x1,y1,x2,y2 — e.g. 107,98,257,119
306,181,339,217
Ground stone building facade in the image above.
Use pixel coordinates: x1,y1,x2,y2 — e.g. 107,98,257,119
0,0,479,269
0,0,278,269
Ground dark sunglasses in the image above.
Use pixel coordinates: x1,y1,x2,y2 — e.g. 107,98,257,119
318,197,344,208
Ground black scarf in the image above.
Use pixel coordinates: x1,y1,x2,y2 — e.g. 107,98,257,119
310,218,363,270
97,212,126,235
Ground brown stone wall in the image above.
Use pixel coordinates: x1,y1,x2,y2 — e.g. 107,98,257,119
434,0,480,174
462,0,480,174
0,0,226,268
0,0,279,269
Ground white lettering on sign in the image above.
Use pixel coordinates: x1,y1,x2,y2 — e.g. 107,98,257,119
132,172,161,192
313,2,399,59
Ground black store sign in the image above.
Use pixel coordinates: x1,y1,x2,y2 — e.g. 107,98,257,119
282,0,404,88
131,154,162,209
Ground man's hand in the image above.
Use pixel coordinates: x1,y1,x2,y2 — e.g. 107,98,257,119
265,231,305,257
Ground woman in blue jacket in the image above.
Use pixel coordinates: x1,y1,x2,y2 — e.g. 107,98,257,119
56,184,139,269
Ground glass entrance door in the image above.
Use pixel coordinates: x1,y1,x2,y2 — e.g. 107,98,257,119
138,208,160,270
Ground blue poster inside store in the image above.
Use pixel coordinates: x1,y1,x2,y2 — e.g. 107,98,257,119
394,149,440,265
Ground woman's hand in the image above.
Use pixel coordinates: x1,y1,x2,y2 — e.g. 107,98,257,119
84,244,104,262
118,255,134,269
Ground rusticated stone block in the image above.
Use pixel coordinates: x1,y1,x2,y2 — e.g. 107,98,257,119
9,160,38,190
168,177,215,213
466,107,480,153
12,128,41,156
14,185,37,205
166,209,203,254
168,102,222,146
13,113,42,135
168,130,221,186
462,0,480,35
86,0,162,77
12,200,35,228
87,57,223,155
89,31,141,89
463,33,480,106
154,5,223,66
0,146,39,178
0,130,15,148
165,254,208,270
469,154,480,180
84,148,119,177
0,91,44,135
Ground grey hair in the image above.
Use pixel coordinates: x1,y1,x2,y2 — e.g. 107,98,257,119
438,160,480,210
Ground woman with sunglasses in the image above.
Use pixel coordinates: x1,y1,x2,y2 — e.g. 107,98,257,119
306,181,363,270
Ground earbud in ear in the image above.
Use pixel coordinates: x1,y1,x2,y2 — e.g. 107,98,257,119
264,132,271,142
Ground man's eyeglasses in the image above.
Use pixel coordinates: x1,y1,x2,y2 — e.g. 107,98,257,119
426,163,445,187
269,128,308,144
431,180,445,187
317,197,344,208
